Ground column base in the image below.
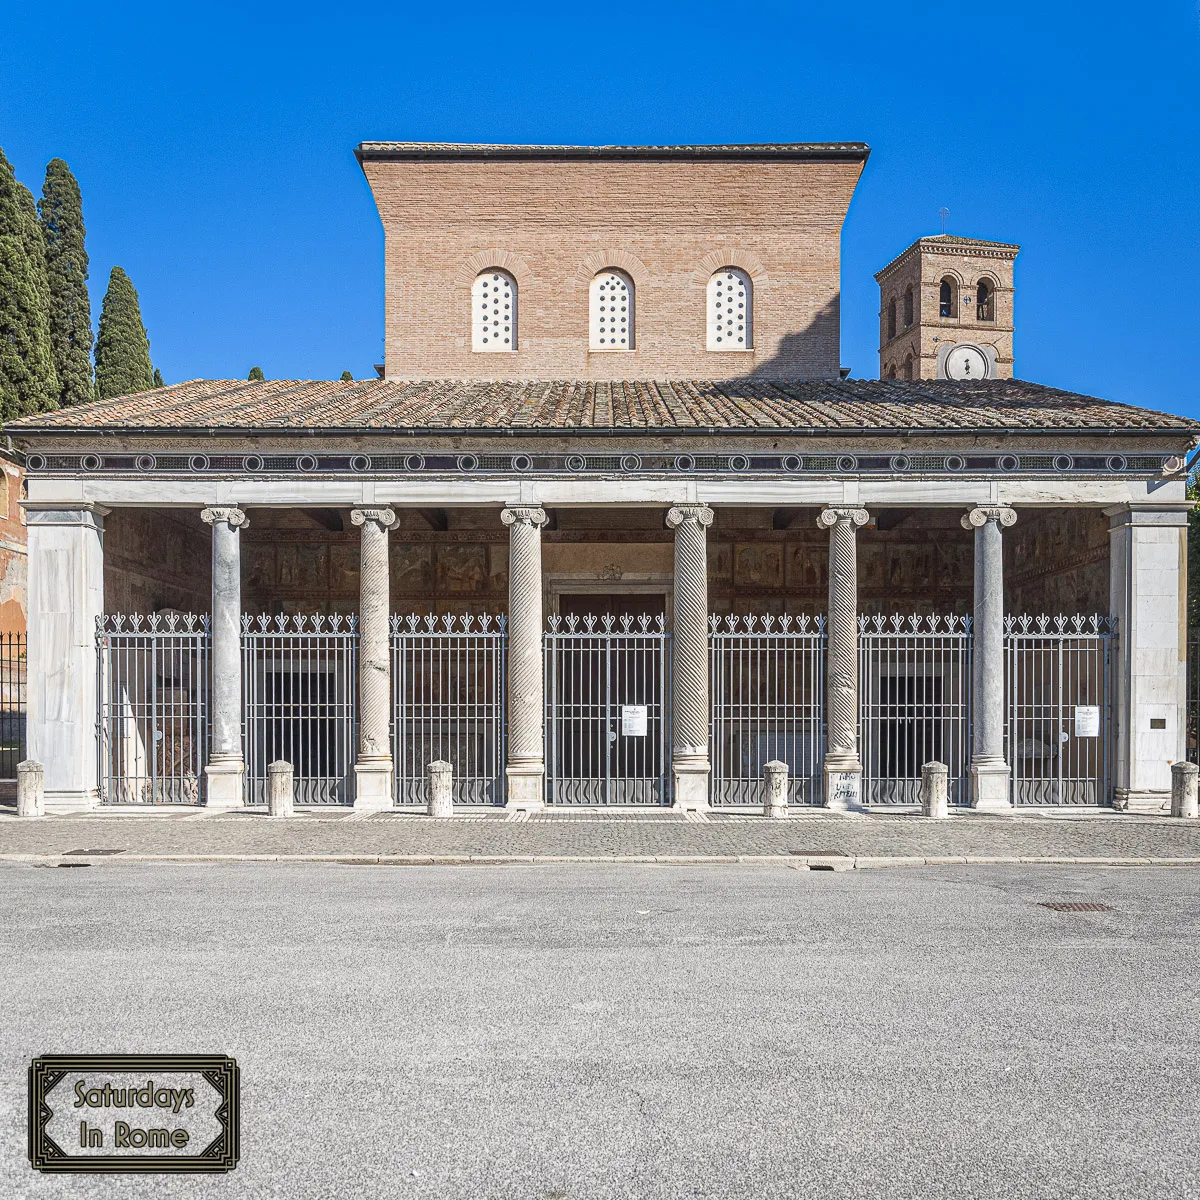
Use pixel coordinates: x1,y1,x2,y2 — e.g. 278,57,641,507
1113,788,1171,815
43,789,98,816
204,759,245,810
505,765,545,811
353,760,395,812
823,764,863,812
672,759,710,812
970,759,1013,812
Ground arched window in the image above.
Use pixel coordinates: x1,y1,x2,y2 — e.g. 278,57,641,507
886,363,897,380
903,354,914,381
976,279,995,321
903,285,914,328
886,298,897,341
939,277,956,319
590,270,634,350
706,267,753,351
471,270,517,352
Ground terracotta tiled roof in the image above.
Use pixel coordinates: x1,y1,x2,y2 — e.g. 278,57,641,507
7,379,1196,436
356,142,871,161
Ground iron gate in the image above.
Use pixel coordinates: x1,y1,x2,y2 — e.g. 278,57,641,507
97,613,210,804
859,614,973,806
0,631,26,779
242,614,357,805
709,614,826,805
1005,615,1113,805
392,613,507,805
545,613,671,805
1188,628,1199,765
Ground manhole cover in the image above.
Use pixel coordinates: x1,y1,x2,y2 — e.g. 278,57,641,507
1039,901,1114,912
64,848,125,856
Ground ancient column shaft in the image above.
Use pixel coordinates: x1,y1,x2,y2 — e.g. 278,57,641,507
502,506,548,809
351,507,397,810
818,507,868,809
201,506,248,809
667,505,713,811
962,505,1017,810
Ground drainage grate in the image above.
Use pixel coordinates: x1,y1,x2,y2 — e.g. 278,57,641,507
1039,901,1114,912
64,848,125,856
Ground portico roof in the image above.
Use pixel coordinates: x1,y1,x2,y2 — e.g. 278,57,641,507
7,378,1197,439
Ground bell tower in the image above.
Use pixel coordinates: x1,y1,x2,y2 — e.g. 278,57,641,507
875,235,1019,381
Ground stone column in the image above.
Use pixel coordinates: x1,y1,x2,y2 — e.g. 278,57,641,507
351,506,397,810
502,506,548,809
667,505,714,811
201,506,248,809
24,504,106,813
1108,505,1190,811
962,505,1017,811
818,507,868,810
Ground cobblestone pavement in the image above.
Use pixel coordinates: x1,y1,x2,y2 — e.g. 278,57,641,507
3,806,1200,863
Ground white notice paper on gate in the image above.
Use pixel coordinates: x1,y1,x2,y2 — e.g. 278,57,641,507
1074,705,1100,738
621,705,648,736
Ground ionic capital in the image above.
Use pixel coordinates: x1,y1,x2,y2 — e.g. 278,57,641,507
350,506,397,529
201,506,249,530
817,507,869,529
961,506,1017,530
501,506,548,529
666,505,714,530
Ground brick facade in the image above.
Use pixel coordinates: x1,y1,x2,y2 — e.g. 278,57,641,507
360,148,866,381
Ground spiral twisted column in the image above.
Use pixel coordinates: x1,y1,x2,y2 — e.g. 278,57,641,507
201,506,249,809
962,505,1017,810
502,506,548,809
351,507,397,810
818,507,868,810
667,505,713,811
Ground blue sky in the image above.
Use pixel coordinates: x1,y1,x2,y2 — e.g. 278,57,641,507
2,1,1197,414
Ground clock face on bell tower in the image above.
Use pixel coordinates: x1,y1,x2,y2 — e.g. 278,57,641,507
874,234,1018,382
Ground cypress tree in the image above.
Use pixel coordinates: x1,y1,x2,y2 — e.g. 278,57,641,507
153,368,164,388
94,266,154,399
247,366,264,381
0,146,58,419
339,370,353,382
39,159,92,406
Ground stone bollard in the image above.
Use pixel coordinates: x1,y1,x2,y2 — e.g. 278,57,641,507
427,760,453,818
920,761,949,819
764,760,789,818
267,760,294,818
16,760,44,818
1171,761,1198,818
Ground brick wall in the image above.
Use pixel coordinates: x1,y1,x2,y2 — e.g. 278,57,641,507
362,158,864,381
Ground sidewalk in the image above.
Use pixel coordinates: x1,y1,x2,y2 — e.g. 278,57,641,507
3,806,1200,867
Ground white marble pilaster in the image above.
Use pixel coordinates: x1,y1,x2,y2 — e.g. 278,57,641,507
1107,505,1189,812
24,504,106,813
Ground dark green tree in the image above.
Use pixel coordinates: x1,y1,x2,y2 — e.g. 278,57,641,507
152,368,164,388
0,146,58,419
247,366,264,381
38,159,92,406
94,266,154,399
339,370,353,382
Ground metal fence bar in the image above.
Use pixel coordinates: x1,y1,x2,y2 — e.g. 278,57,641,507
1005,614,1114,806
242,613,357,805
391,613,506,805
709,614,826,806
544,613,671,805
859,614,973,806
96,614,210,804
0,631,26,779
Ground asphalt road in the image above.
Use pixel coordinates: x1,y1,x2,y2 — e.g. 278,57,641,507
1,862,1198,1199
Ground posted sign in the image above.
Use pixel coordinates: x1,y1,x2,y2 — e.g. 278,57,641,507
1074,706,1101,738
621,705,648,736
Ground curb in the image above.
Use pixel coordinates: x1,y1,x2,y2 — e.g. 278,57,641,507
4,852,1200,869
